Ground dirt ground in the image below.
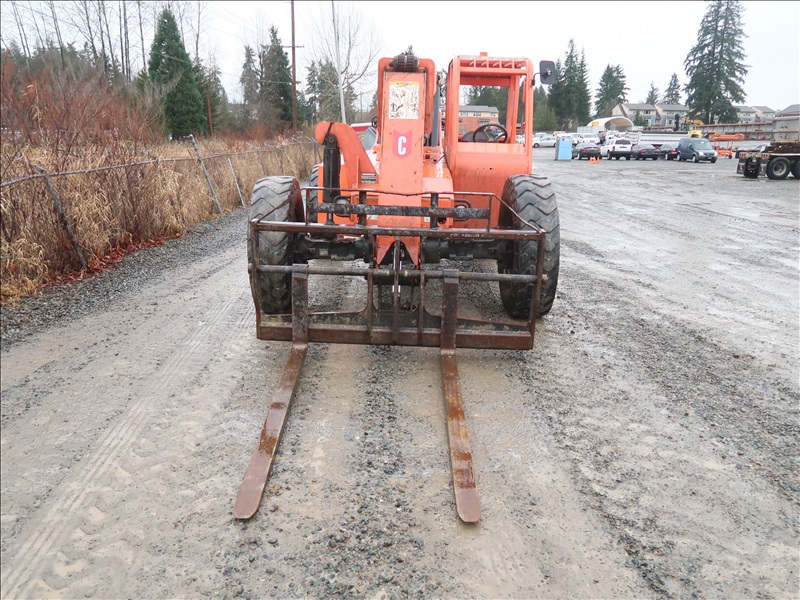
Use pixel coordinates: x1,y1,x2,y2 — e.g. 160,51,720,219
1,150,798,599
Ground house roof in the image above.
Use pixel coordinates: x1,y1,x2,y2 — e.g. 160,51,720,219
655,104,688,111
459,105,499,113
624,103,657,110
779,104,800,115
751,106,774,112
586,116,634,131
733,105,756,111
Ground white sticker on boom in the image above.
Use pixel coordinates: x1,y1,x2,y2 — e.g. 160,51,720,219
389,81,420,119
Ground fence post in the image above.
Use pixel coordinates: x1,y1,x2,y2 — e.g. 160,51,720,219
189,134,222,215
258,151,267,175
27,161,88,270
228,156,245,207
271,145,285,174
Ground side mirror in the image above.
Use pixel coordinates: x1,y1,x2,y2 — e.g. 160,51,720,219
538,60,556,85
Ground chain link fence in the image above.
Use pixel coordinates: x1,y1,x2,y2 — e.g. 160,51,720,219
0,136,321,302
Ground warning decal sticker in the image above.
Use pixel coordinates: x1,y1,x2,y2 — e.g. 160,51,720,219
389,81,420,120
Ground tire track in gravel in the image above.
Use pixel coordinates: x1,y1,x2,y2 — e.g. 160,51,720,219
0,246,252,599
555,184,797,381
510,259,799,598
218,262,653,599
216,266,371,599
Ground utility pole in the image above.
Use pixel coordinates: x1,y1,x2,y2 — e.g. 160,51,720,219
290,0,297,131
282,0,304,132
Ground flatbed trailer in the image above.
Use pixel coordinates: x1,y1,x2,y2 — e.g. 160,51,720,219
737,143,800,179
737,116,800,180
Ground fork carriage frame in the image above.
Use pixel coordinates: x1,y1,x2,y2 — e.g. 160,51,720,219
248,185,548,350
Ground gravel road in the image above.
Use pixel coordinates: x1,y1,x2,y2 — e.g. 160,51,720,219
1,150,798,599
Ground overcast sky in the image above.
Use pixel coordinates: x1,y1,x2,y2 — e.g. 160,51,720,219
202,0,799,112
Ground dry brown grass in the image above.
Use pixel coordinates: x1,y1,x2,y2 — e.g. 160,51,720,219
0,135,321,305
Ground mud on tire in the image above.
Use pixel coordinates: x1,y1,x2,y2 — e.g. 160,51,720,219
247,176,302,314
497,174,560,318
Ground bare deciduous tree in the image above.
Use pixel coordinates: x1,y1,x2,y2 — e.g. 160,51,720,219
136,0,147,75
46,0,66,66
10,1,32,65
187,0,209,63
305,2,382,105
74,0,100,66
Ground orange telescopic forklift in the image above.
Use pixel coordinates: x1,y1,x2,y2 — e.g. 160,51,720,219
237,52,559,523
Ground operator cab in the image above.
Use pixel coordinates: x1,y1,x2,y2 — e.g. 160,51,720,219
460,123,509,143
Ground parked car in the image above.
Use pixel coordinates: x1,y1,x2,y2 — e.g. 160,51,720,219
601,138,633,160
659,142,679,160
572,141,602,160
581,133,601,145
533,134,556,148
631,143,660,160
677,137,718,163
734,143,771,158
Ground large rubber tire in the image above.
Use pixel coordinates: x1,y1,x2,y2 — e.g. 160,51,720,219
301,164,320,189
247,176,302,314
692,153,699,163
300,164,320,207
791,159,800,179
498,175,560,318
766,157,791,180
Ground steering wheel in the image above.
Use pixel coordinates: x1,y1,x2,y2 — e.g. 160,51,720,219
474,123,508,143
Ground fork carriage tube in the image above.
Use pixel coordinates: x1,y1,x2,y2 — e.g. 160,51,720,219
251,263,542,349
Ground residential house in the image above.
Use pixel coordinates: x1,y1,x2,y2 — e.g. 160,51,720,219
777,104,800,117
751,106,776,121
733,106,758,123
653,104,690,128
452,105,500,136
612,103,659,127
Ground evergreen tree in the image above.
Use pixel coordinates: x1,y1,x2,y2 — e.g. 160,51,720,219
645,82,660,104
684,0,748,124
663,73,682,104
467,86,507,122
594,64,628,118
532,84,556,131
548,40,592,129
194,59,230,134
240,46,259,104
575,51,592,125
148,8,206,138
534,85,548,110
315,59,354,122
613,66,629,102
304,61,320,123
258,26,294,132
236,45,259,130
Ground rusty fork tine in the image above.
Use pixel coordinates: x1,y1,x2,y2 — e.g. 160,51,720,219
234,268,310,520
233,344,307,519
440,270,481,523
